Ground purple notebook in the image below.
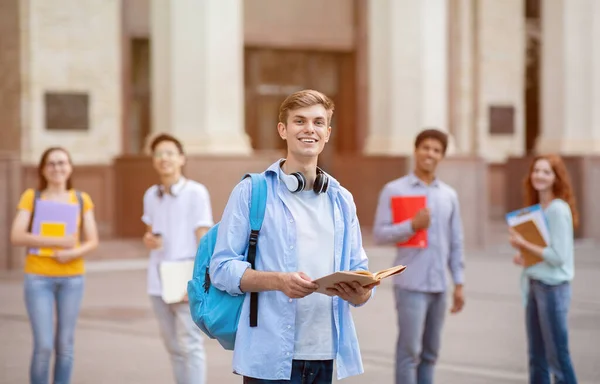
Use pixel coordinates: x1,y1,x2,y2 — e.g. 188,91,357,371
29,199,79,256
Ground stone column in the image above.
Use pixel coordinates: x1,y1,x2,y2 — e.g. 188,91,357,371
449,0,477,155
150,0,252,155
0,0,24,270
474,0,526,163
364,0,452,156
537,0,600,154
533,0,600,240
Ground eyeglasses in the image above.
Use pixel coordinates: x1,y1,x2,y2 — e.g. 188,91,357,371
153,151,179,159
45,160,68,168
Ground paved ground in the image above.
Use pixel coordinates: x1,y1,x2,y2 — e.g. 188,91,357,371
1,240,600,384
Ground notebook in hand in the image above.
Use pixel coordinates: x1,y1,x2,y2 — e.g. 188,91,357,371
505,204,550,244
391,195,427,248
313,264,407,296
29,199,79,257
160,260,195,304
512,219,546,267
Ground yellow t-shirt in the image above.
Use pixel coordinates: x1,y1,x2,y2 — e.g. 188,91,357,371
18,188,94,276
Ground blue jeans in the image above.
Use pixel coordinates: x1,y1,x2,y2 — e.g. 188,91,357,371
527,279,577,384
243,360,334,383
24,274,85,384
150,296,206,384
394,287,446,384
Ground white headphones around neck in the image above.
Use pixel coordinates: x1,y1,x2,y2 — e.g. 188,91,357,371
280,163,329,194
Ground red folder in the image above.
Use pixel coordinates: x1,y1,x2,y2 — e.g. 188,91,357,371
391,196,427,248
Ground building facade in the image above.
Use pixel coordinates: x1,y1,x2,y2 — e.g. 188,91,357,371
1,0,599,270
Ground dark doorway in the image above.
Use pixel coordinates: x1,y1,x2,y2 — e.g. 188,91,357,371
525,0,541,154
128,38,151,154
244,49,357,172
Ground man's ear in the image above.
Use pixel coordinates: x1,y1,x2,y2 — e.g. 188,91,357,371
277,122,287,140
324,126,332,143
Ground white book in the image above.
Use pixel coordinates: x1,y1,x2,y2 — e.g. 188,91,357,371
159,260,195,304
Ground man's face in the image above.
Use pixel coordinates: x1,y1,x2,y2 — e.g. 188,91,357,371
277,104,331,161
152,140,185,177
414,138,444,174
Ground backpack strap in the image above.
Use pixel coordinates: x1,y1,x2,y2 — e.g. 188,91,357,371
243,173,267,327
75,190,85,241
27,190,42,233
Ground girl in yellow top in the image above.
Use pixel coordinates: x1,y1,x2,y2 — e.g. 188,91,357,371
10,147,99,384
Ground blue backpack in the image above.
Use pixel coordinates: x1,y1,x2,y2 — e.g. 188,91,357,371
187,173,267,350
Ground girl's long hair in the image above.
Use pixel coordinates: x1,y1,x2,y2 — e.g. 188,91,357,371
37,147,74,191
524,154,579,229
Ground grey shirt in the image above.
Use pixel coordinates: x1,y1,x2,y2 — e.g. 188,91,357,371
373,173,465,292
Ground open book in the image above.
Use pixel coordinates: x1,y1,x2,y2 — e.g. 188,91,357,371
313,264,407,296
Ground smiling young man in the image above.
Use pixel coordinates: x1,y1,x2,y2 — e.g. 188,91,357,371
372,129,465,384
210,89,377,383
141,133,214,384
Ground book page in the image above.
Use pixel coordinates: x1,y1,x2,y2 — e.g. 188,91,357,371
350,270,373,277
313,265,407,296
374,265,407,280
313,271,377,295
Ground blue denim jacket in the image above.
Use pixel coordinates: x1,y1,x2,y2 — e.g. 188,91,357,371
209,160,371,380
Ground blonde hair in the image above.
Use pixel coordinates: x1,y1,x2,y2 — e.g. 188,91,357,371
278,89,335,125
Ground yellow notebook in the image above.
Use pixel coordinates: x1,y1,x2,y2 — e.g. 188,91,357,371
37,222,66,257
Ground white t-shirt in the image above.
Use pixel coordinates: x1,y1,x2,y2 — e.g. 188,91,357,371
141,177,214,296
281,187,336,360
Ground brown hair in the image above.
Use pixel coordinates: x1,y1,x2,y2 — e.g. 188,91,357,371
37,147,74,191
524,154,579,229
150,133,185,154
278,89,335,125
414,128,448,154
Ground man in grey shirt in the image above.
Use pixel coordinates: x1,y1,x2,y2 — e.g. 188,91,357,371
373,128,465,384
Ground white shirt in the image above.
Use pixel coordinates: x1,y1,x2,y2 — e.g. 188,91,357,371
142,177,214,296
280,187,336,360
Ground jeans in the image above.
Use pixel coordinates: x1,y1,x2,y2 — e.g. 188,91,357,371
394,287,447,384
243,360,334,384
24,273,85,384
150,295,206,384
526,279,578,384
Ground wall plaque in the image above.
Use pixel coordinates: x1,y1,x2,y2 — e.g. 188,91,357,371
489,105,515,134
44,92,89,131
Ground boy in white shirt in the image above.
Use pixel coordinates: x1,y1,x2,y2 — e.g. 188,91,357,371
141,133,214,384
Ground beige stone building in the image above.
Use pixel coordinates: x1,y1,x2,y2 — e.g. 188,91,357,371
1,0,599,270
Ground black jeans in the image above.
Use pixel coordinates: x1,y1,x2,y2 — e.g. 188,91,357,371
243,360,334,384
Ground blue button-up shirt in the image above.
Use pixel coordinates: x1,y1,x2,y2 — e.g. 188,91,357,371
373,173,464,292
210,160,371,381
